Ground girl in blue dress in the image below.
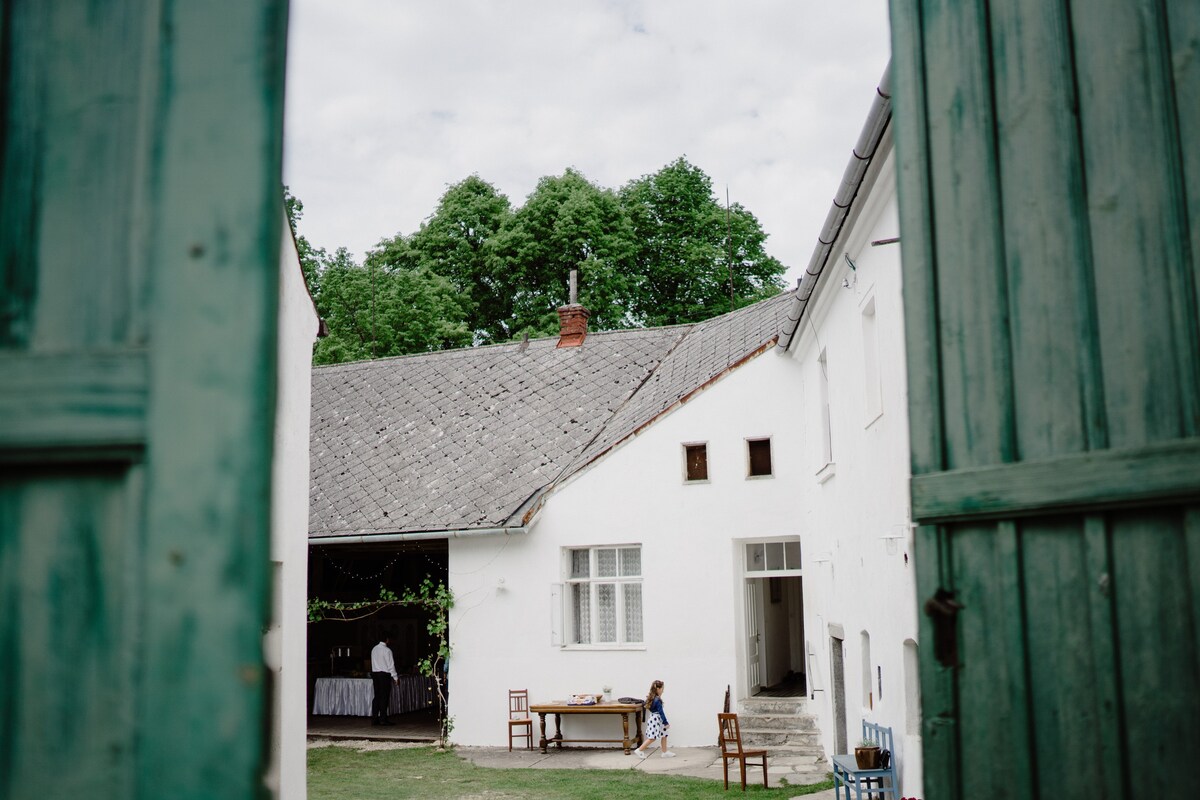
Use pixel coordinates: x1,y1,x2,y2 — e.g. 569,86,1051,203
633,679,675,758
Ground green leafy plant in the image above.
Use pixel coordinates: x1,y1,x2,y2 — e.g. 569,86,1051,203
308,577,455,747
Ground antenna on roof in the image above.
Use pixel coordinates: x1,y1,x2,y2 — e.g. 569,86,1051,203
569,269,578,305
726,186,734,312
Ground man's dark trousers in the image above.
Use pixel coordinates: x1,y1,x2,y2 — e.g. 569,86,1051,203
371,671,392,723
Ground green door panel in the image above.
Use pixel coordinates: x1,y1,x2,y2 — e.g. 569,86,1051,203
0,2,289,798
891,0,1200,797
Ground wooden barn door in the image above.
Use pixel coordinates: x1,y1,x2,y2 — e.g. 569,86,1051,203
890,1,1200,798
0,2,288,798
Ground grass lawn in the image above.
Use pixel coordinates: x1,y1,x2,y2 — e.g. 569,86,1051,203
308,746,835,799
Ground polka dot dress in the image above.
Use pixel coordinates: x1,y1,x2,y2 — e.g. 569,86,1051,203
645,709,667,740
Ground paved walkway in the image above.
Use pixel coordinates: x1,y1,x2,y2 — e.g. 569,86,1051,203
455,745,836,799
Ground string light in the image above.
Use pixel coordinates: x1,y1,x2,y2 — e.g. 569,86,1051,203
312,544,448,585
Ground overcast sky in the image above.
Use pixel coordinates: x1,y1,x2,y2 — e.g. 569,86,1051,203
283,1,892,287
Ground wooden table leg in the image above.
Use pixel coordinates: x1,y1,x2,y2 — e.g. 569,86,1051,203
621,713,631,754
553,713,563,749
636,710,644,746
538,712,548,753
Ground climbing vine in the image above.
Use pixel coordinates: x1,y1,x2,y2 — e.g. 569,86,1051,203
308,577,454,747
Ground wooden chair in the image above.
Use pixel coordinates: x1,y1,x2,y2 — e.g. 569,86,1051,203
717,684,731,748
718,712,769,791
507,689,533,751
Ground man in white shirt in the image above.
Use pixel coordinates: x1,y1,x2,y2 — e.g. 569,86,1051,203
370,633,399,726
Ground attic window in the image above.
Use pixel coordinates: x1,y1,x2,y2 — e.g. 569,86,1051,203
747,438,773,477
683,443,708,482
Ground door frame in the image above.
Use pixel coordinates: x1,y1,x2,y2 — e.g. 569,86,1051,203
737,537,804,697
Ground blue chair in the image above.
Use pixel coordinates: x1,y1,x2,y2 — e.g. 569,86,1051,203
832,721,899,799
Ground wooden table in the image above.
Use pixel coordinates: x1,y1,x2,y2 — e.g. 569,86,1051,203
529,701,644,754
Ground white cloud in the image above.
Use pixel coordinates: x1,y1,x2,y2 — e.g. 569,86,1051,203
283,0,891,283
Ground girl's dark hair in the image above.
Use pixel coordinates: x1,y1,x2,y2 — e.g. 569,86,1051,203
644,679,664,707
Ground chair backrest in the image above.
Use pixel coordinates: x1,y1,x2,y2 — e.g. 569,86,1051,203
861,720,894,752
509,689,529,719
718,712,745,755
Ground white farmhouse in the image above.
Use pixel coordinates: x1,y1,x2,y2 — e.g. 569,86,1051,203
308,290,814,747
775,66,923,796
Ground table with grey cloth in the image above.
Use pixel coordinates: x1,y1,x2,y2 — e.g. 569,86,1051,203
312,675,437,716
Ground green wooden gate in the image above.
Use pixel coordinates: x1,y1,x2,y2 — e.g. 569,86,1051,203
0,2,288,797
891,1,1200,797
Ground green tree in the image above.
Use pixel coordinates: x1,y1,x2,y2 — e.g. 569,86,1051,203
313,256,472,365
367,175,509,342
619,157,785,326
299,159,787,360
486,168,636,341
284,185,325,299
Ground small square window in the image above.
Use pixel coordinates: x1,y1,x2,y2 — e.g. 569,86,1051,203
684,443,708,482
747,438,773,477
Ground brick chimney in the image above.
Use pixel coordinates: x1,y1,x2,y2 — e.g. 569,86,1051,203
556,269,590,348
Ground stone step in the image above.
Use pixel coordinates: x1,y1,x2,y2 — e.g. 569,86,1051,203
736,712,819,731
770,759,827,774
762,750,827,766
731,696,827,766
741,728,823,748
738,697,807,716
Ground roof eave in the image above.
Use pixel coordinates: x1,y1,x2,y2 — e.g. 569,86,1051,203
778,61,893,352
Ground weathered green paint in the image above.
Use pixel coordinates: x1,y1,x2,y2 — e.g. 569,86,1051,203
891,0,1200,797
912,439,1200,523
913,524,956,800
0,2,288,798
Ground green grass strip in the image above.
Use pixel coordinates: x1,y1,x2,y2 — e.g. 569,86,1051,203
309,746,835,799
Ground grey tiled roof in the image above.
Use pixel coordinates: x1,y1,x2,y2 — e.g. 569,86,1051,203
309,290,795,538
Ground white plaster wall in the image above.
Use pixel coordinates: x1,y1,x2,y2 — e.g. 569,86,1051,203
449,348,806,748
785,151,923,796
267,221,320,799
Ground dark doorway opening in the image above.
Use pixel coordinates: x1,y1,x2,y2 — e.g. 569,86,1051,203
306,538,449,738
752,575,806,697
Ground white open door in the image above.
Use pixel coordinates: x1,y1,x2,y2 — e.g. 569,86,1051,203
745,580,763,694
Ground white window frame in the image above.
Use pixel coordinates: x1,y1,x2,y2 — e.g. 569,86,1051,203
745,436,774,479
563,545,644,649
742,538,803,576
816,348,836,483
861,296,883,424
682,441,710,484
819,349,833,464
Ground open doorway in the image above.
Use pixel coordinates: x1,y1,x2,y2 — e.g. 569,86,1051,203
742,539,805,697
306,538,449,736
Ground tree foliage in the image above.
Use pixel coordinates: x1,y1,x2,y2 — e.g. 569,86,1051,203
367,175,507,342
284,186,325,299
312,259,472,365
290,157,787,364
485,169,636,341
620,157,786,326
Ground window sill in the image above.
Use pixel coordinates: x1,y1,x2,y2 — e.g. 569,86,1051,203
683,479,711,485
745,473,774,480
561,644,648,652
816,462,836,484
